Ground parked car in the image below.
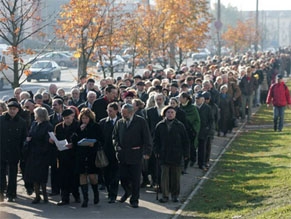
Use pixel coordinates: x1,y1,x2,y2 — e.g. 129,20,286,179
26,60,61,82
96,55,125,72
191,48,211,60
29,51,77,67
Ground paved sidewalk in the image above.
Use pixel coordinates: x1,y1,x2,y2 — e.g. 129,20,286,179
0,118,253,219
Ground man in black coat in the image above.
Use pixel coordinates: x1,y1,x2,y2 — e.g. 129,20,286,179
112,104,152,208
195,92,214,171
154,106,189,203
0,101,27,202
49,98,65,196
54,109,80,206
99,102,120,203
92,85,118,122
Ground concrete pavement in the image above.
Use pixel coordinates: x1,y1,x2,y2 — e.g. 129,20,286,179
0,130,239,219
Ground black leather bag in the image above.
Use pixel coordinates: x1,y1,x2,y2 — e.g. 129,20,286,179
95,148,109,168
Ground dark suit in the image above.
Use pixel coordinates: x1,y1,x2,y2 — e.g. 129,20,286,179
112,115,152,205
49,113,63,195
195,103,213,169
99,116,120,201
55,120,80,203
145,106,163,185
92,97,110,122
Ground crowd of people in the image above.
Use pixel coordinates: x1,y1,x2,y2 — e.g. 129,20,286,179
0,49,290,208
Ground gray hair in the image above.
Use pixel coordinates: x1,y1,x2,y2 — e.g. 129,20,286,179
122,103,134,113
34,107,49,122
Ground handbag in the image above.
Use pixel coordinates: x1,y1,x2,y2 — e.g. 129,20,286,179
95,148,109,168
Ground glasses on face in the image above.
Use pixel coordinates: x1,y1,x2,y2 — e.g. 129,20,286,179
24,106,30,109
52,104,58,106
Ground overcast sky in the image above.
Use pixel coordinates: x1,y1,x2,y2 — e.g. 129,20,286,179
210,0,291,11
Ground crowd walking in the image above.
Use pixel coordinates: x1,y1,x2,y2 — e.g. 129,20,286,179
0,49,290,211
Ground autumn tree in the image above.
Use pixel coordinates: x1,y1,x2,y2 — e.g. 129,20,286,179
0,0,53,89
155,0,211,69
222,18,258,53
57,0,125,78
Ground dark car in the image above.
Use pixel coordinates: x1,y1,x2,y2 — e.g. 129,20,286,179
27,60,61,82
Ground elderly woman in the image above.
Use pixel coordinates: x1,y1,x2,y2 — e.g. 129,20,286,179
217,85,234,137
75,108,103,208
25,107,53,204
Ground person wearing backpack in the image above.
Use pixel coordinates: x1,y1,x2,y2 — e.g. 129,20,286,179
266,74,291,132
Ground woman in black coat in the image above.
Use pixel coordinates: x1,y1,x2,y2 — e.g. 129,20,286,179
75,108,103,208
24,107,53,204
217,85,234,137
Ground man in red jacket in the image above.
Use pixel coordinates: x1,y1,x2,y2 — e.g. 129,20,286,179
266,74,291,131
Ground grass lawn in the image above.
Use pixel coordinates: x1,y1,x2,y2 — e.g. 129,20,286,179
180,81,291,218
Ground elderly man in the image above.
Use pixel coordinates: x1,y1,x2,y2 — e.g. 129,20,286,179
154,105,189,203
112,104,152,208
0,100,27,202
68,88,83,107
78,91,97,111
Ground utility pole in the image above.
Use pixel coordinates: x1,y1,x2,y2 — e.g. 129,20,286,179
255,0,259,52
216,0,222,57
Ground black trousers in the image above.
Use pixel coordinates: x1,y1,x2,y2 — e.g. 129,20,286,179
50,159,60,194
104,162,119,200
0,160,18,198
20,160,33,192
119,162,142,204
198,138,207,168
58,153,79,201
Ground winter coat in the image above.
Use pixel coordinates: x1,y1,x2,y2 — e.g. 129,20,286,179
74,121,103,174
112,115,152,165
239,75,258,96
266,81,291,107
24,121,54,183
218,93,234,134
195,103,213,140
0,113,27,163
154,119,189,166
179,102,200,147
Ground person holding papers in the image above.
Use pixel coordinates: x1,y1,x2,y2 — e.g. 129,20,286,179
24,107,53,204
74,108,103,208
54,109,80,206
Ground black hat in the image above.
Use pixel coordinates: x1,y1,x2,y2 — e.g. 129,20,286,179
7,101,21,109
277,74,283,79
202,91,211,99
170,83,179,88
195,91,204,99
61,109,74,117
133,75,142,79
161,105,176,117
136,81,145,86
119,85,128,89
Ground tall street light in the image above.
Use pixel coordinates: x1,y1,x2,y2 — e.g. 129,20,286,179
255,0,259,52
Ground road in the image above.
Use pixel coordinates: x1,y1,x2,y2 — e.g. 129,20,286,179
0,67,142,100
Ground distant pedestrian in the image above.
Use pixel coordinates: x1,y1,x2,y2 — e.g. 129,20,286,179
266,74,291,131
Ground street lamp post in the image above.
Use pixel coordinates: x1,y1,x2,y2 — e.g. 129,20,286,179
255,0,259,52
